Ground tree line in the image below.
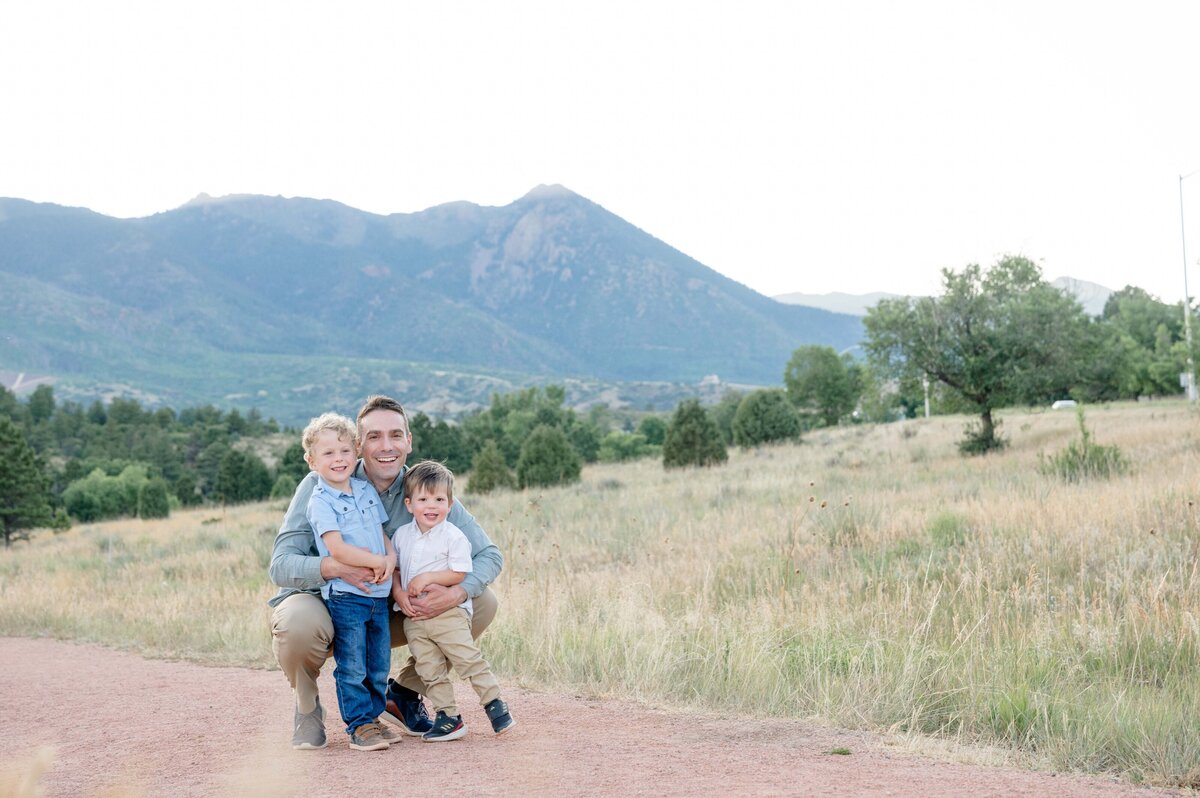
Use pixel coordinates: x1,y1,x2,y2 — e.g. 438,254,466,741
2,257,1191,542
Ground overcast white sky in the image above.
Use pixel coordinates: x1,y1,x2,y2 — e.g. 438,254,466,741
3,1,1200,303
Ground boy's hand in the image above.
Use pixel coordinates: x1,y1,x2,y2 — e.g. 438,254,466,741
378,555,396,585
408,584,467,620
369,555,389,583
408,572,433,596
392,585,416,617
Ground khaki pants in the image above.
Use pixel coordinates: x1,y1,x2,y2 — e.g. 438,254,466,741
405,607,501,716
270,588,498,713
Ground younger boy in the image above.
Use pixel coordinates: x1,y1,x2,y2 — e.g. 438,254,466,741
302,412,398,752
392,460,515,741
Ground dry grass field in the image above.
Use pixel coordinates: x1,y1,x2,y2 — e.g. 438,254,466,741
2,400,1197,787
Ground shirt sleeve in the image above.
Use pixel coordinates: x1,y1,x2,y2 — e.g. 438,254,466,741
446,526,473,574
306,493,342,537
268,472,327,591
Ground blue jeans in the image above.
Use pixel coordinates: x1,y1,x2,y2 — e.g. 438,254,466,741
326,591,391,734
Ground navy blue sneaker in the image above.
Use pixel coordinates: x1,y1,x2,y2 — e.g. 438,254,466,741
422,711,467,742
381,679,433,736
484,698,516,735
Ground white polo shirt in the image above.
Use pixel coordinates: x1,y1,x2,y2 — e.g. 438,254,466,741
392,519,474,616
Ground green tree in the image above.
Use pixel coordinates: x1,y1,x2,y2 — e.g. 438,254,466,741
864,255,1090,454
271,473,298,500
636,416,667,446
215,449,272,504
137,477,172,519
0,416,55,545
468,440,516,493
784,345,860,427
278,442,311,482
731,389,802,447
28,385,55,424
663,398,727,469
707,390,744,445
516,425,582,489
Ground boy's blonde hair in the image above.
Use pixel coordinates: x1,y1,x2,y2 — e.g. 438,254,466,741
404,460,455,505
301,412,357,458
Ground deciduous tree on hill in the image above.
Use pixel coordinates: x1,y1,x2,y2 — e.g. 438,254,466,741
864,255,1089,454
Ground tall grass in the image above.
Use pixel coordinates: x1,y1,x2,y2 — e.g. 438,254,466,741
2,401,1198,786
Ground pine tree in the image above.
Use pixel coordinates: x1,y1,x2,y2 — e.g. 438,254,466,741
663,399,727,469
516,425,581,489
731,389,802,447
468,440,516,494
0,416,55,546
137,478,172,519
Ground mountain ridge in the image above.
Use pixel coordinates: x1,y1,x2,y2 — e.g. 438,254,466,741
0,187,861,422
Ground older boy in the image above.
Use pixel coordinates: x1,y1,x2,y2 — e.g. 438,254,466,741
269,396,503,750
393,461,514,740
302,413,397,751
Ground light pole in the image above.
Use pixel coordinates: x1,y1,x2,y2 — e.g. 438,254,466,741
1179,170,1198,401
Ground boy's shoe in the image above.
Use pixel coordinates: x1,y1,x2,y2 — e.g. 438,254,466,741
375,719,402,744
291,698,327,750
484,698,516,735
382,678,434,736
421,711,467,742
349,721,390,751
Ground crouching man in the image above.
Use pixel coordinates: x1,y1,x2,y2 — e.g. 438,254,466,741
268,395,502,749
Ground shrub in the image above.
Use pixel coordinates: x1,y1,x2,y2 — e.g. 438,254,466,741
215,449,273,504
663,399,727,469
468,440,516,494
270,473,298,500
1039,408,1129,482
137,478,172,519
731,389,802,447
597,431,656,463
636,415,667,446
517,425,582,489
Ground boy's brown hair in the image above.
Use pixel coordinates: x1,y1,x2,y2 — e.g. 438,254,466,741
301,412,356,459
403,460,455,505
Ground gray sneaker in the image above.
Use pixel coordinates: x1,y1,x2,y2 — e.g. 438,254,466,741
292,699,327,750
375,718,402,744
349,721,390,751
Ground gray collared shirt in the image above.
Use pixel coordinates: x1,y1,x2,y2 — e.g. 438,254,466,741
268,461,502,607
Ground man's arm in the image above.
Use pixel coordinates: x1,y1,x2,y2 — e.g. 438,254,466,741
446,499,502,599
268,472,325,590
269,473,373,592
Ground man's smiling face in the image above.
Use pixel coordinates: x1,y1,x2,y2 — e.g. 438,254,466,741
357,408,412,491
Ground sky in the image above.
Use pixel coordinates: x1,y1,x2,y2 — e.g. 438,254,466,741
3,1,1200,303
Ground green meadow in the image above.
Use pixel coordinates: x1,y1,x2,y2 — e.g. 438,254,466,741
2,401,1197,787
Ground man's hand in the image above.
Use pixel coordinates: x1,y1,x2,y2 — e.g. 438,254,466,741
320,557,373,593
407,583,467,620
408,572,434,597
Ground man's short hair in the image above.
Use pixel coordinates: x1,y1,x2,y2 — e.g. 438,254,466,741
403,460,455,505
301,412,356,458
356,395,409,443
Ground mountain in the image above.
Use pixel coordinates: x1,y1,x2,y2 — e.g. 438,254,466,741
0,186,861,421
1048,277,1112,316
773,291,903,316
775,277,1113,317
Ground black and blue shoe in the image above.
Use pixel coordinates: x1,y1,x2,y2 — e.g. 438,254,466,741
422,711,467,742
382,679,434,736
484,698,516,735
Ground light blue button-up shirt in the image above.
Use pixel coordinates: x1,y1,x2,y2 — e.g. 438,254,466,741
306,476,390,599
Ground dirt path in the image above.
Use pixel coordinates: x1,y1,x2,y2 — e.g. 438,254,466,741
0,638,1184,797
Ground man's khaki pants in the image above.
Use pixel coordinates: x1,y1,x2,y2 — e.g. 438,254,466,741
270,588,498,713
404,608,501,716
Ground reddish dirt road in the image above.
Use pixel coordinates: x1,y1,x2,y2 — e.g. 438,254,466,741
0,638,1184,797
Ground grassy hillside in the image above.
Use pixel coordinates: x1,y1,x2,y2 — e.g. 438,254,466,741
2,401,1197,786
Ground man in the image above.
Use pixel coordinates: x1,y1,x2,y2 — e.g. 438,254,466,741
269,395,503,749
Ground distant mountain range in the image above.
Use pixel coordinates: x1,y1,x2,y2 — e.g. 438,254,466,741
774,276,1114,317
0,186,861,422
